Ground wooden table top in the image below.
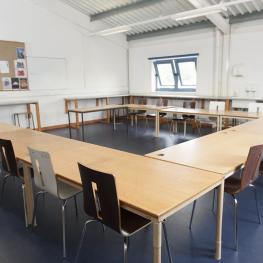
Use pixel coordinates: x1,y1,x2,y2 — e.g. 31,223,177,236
160,107,262,119
0,125,223,220
0,100,39,106
127,104,172,111
0,123,23,133
146,126,263,176
65,94,129,101
160,107,221,116
68,104,127,113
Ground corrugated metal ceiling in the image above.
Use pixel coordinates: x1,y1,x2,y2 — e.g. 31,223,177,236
60,0,263,36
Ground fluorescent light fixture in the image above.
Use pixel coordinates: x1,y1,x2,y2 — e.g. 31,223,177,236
95,26,131,36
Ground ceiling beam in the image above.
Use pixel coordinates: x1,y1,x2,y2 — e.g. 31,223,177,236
127,21,213,41
90,0,163,22
187,0,230,34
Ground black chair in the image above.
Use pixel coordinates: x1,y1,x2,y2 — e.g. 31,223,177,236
129,97,147,127
145,98,168,127
0,139,29,227
189,144,263,250
75,163,173,263
170,101,200,136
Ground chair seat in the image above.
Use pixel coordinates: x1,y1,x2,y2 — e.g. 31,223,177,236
120,208,151,237
130,110,146,116
224,176,242,195
57,179,82,200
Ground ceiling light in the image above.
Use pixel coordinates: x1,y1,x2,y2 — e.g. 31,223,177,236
95,26,131,36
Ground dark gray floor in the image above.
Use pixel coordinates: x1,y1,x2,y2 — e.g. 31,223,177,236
0,120,263,263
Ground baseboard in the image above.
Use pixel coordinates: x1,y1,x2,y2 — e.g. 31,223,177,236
41,118,107,131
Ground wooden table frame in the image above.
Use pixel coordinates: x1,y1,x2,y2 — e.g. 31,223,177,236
0,101,42,131
68,105,129,141
64,95,129,127
0,123,224,263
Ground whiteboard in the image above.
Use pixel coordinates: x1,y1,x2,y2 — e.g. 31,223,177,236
27,56,68,90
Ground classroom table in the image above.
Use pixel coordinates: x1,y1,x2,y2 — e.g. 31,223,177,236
68,104,173,139
0,123,224,262
146,120,263,176
219,110,262,130
67,104,128,141
160,107,222,132
0,100,42,131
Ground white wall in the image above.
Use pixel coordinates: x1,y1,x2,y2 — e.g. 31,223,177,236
229,19,263,99
0,0,128,127
128,19,263,100
129,28,216,96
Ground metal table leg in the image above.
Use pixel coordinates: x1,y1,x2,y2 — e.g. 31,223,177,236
68,111,72,139
81,113,85,142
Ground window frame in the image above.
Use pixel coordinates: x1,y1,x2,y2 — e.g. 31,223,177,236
175,57,197,90
153,59,178,92
152,55,198,93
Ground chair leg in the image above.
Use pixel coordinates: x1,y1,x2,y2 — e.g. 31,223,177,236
21,183,28,228
31,191,46,226
183,121,186,137
123,236,129,263
232,195,238,251
162,221,173,263
62,199,67,258
73,195,78,217
74,220,97,263
250,184,262,224
1,174,10,202
135,115,138,128
189,200,196,230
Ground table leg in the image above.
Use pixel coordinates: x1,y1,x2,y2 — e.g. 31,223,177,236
23,162,35,227
153,221,162,263
68,111,72,139
113,109,116,131
81,113,85,142
74,99,79,128
215,181,224,260
126,108,129,135
217,116,220,131
34,103,42,131
155,111,160,137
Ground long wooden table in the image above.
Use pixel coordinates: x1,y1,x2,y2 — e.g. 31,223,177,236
68,105,128,141
0,100,42,131
160,107,261,132
68,104,173,139
0,123,224,262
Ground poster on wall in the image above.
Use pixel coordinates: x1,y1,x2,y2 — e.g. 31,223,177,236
20,78,28,89
2,77,12,90
16,47,25,59
0,61,10,74
15,68,27,77
11,78,20,89
14,59,26,69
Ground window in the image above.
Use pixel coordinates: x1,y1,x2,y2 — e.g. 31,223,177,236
152,54,198,92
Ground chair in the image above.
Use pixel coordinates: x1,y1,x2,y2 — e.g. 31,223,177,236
170,101,200,137
28,147,81,258
145,98,168,127
75,163,173,263
13,112,35,129
0,139,28,226
129,97,147,127
248,102,263,113
189,144,263,250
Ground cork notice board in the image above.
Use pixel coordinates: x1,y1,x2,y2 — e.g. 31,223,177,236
0,40,29,91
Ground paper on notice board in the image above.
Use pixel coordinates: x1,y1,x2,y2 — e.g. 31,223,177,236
2,77,12,90
0,61,10,74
